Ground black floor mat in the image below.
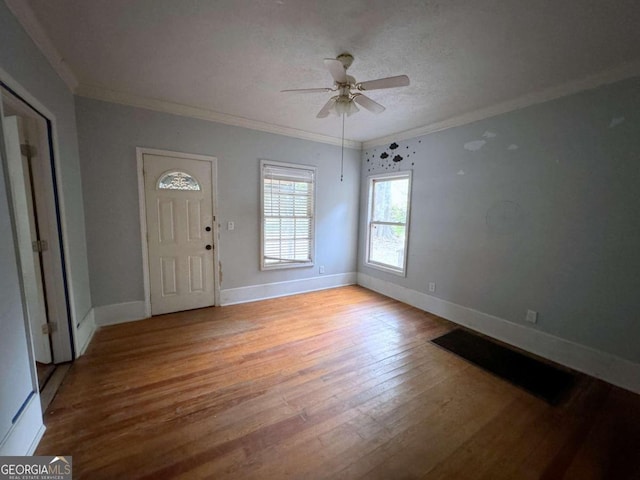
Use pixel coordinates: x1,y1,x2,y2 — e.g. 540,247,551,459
432,329,575,404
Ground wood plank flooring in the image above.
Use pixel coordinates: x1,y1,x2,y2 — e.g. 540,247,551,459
36,286,640,479
35,361,56,391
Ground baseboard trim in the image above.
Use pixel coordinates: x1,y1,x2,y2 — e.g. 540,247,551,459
94,301,147,327
26,424,45,455
93,274,357,323
0,392,44,455
75,308,96,356
221,272,357,306
357,273,640,394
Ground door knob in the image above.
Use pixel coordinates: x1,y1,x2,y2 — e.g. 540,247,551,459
206,244,212,250
205,226,211,232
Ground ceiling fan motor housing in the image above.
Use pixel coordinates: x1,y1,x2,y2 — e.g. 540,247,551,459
339,78,355,96
337,53,354,70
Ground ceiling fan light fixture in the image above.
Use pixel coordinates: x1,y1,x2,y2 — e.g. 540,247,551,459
332,96,359,116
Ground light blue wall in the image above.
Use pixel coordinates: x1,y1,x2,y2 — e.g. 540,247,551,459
359,77,640,363
74,97,360,306
0,0,93,452
5,0,637,368
0,1,92,324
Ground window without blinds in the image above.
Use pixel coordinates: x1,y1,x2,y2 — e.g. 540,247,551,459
365,171,412,276
261,160,316,270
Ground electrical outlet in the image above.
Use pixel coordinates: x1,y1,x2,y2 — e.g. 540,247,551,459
428,282,436,293
227,221,234,231
526,309,538,324
319,265,325,274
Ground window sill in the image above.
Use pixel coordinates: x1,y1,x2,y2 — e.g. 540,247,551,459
261,262,314,271
364,261,406,277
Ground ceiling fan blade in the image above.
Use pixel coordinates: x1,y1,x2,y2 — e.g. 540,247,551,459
353,94,385,114
317,97,337,118
324,58,347,83
357,75,410,91
281,87,333,94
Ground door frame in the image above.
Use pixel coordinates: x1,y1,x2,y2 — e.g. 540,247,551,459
3,114,52,364
0,68,77,363
136,147,221,316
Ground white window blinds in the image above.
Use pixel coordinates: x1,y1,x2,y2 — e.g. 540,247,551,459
261,161,316,270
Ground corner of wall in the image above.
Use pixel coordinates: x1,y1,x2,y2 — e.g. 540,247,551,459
75,307,96,356
93,301,147,327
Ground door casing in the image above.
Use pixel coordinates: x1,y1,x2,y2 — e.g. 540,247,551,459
0,70,77,363
137,147,221,316
3,115,52,364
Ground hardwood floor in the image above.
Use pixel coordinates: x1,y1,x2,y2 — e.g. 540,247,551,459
36,361,56,391
39,363,71,413
36,286,640,479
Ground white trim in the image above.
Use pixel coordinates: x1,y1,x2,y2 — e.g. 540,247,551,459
12,0,639,153
260,159,316,271
357,272,640,395
136,150,151,318
363,60,640,149
75,308,96,356
94,301,147,327
4,0,79,92
137,147,221,314
364,171,412,277
221,272,357,306
0,68,57,124
1,68,75,362
26,424,45,455
8,0,639,153
0,392,44,455
94,273,357,322
77,84,362,150
35,111,75,362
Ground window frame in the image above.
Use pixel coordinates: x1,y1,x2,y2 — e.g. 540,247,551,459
260,159,316,271
157,169,202,191
365,170,412,277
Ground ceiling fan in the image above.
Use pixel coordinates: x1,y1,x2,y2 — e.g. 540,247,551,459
281,53,410,118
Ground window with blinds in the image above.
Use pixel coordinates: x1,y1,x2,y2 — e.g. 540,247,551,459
261,160,316,270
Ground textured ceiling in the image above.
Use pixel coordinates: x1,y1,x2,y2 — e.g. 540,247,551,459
25,0,640,143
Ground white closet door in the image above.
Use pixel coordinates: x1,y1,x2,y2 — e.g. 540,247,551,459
0,117,35,442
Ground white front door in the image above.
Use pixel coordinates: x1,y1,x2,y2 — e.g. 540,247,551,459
3,115,52,364
143,153,216,315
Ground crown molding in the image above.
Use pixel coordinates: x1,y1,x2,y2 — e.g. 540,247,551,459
10,0,637,153
5,0,79,92
75,84,363,149
363,60,640,150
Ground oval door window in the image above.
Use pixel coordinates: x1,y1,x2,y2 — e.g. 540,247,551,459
158,171,201,191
